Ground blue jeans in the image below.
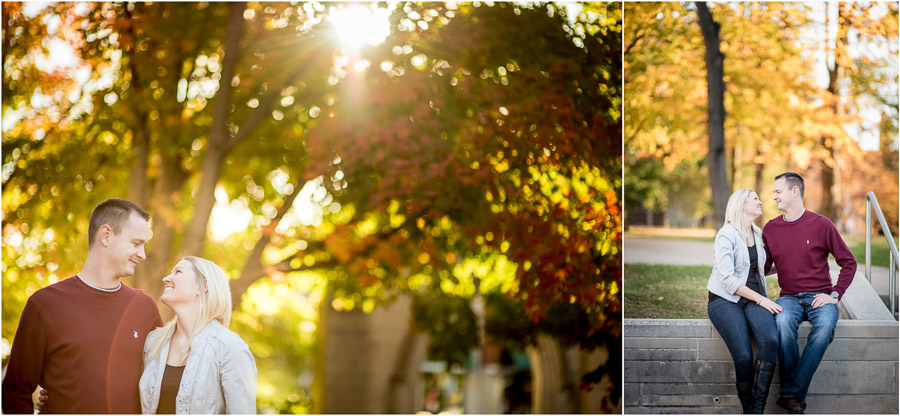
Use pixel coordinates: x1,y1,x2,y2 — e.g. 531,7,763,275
775,292,839,402
708,297,779,384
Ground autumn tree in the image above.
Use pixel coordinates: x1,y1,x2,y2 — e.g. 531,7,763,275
624,2,896,230
695,2,729,228
3,1,622,411
815,2,899,224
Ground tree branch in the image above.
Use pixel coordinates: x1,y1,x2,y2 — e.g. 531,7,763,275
179,1,246,257
624,31,645,56
226,65,309,150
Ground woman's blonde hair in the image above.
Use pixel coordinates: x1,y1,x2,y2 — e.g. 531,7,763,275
147,256,233,365
724,189,762,241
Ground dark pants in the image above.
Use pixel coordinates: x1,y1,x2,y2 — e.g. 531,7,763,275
708,297,779,384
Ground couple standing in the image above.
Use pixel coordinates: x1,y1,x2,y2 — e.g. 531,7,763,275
2,198,258,414
706,172,856,414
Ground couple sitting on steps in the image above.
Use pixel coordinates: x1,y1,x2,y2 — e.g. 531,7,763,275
706,172,856,414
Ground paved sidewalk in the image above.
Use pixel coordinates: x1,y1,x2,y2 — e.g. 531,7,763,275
624,237,714,266
624,237,896,298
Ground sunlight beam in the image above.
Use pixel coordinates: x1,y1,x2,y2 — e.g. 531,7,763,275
328,5,392,49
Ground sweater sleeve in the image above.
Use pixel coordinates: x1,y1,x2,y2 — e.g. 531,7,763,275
762,227,774,275
825,219,856,299
220,338,258,414
1,299,48,414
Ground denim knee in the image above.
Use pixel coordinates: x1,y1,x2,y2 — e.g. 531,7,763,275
775,313,796,334
756,330,778,351
807,328,835,347
732,350,753,368
807,321,836,346
807,305,838,344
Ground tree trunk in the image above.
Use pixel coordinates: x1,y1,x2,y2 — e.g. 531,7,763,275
134,154,188,299
696,2,731,229
731,140,740,189
127,124,150,208
818,3,847,223
230,179,304,307
754,147,765,226
180,2,246,257
123,6,152,209
819,141,837,220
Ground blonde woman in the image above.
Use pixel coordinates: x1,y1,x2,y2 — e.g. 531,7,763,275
706,189,782,414
139,257,257,414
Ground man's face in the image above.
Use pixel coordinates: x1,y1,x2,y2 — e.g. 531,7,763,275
772,177,795,211
104,213,151,277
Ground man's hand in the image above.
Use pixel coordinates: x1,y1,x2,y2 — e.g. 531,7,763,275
811,293,838,308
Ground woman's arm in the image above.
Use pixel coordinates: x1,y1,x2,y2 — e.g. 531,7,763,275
712,230,744,295
735,285,782,314
220,340,258,414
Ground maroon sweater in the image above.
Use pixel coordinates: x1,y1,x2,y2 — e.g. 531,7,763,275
762,210,856,299
2,276,162,414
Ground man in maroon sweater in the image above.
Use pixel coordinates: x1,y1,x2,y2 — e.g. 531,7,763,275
2,199,163,414
762,172,856,414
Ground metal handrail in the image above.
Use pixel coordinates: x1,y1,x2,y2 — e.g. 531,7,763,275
865,191,900,317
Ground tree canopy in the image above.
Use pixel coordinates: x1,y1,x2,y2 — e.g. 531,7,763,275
3,1,622,412
625,2,898,231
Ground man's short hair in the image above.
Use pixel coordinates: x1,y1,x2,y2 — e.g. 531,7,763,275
775,172,805,198
88,198,151,248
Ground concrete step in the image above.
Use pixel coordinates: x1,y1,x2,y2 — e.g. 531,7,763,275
624,319,899,414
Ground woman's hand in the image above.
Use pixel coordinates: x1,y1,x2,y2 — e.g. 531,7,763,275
734,285,781,314
757,296,783,314
33,386,47,411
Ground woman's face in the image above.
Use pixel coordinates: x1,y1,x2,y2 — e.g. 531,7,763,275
160,259,201,308
743,191,763,220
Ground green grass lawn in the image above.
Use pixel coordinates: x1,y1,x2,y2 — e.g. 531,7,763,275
845,237,897,269
625,263,781,319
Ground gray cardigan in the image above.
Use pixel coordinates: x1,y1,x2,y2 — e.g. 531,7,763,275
139,320,257,414
706,223,768,302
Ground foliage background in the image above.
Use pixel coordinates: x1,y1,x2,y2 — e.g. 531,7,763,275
2,1,623,412
625,2,898,233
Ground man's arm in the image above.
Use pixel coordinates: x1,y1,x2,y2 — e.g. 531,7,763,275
762,229,776,275
2,300,48,414
826,219,857,299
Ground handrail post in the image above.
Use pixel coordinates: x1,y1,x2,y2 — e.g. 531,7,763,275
891,250,896,315
865,191,900,319
866,197,872,283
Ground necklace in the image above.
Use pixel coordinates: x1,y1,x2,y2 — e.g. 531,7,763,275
168,334,190,365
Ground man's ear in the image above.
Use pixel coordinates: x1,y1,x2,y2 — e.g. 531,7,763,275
98,224,113,247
